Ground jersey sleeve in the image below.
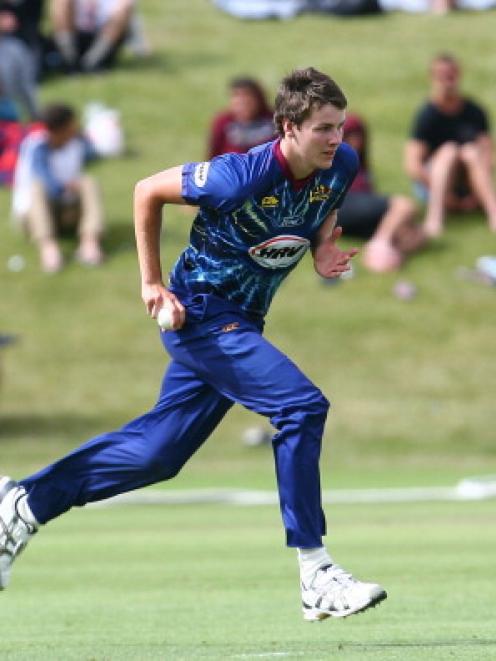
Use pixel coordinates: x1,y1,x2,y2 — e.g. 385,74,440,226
181,152,256,212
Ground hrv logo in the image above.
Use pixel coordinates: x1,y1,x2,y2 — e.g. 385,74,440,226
248,235,310,269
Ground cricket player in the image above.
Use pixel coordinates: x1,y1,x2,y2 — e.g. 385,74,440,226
1,67,387,621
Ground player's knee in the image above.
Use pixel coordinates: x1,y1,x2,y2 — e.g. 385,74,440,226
135,451,182,481
314,392,330,418
273,389,329,426
291,390,330,423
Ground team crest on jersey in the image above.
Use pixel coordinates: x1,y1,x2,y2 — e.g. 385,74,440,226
310,185,331,202
194,162,210,187
261,195,279,208
248,235,310,269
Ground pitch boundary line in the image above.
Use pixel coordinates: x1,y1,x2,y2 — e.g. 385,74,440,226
89,475,496,508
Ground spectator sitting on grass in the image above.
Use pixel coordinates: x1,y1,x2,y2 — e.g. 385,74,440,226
404,52,496,237
339,113,426,272
207,76,276,159
12,103,105,272
50,0,135,73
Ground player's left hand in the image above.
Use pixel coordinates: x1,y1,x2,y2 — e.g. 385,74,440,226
313,226,359,279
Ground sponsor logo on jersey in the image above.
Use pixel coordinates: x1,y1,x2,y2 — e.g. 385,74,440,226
310,185,331,202
248,235,310,269
194,162,210,187
261,195,279,208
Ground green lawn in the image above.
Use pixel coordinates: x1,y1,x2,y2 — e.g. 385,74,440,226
2,500,496,660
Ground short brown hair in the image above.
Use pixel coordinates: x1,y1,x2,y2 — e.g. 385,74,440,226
40,103,76,131
273,67,347,137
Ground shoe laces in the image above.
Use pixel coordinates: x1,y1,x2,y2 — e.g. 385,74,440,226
311,563,356,592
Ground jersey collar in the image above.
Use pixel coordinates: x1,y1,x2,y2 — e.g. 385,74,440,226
273,140,316,191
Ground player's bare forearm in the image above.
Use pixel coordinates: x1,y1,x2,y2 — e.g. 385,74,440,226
134,166,185,284
134,182,164,287
134,166,186,327
312,212,358,279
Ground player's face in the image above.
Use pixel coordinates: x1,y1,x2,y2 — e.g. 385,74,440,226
290,104,346,173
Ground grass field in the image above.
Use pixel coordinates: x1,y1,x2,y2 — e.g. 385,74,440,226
1,2,496,659
1,500,495,660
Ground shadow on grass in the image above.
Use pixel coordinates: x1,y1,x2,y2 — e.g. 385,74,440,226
0,413,103,440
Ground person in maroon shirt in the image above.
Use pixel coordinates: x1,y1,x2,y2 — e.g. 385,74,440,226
207,77,276,159
339,113,426,272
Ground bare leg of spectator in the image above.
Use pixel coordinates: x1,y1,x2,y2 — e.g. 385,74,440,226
51,0,77,67
423,142,460,238
431,0,455,14
126,10,152,57
459,143,496,232
26,181,63,273
80,0,134,71
362,196,419,272
75,175,105,265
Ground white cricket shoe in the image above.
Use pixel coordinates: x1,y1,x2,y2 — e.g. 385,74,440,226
301,562,387,621
0,477,37,590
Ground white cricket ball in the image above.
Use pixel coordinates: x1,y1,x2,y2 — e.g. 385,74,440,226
157,306,173,331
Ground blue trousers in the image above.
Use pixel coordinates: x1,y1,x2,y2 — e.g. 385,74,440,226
21,298,329,547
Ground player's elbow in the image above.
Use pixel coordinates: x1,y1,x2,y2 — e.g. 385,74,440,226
134,177,153,204
134,178,164,220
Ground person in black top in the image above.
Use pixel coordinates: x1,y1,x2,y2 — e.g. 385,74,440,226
404,53,496,237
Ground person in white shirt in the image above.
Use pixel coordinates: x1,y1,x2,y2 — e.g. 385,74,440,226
13,103,105,272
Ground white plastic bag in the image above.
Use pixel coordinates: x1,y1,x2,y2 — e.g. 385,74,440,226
84,102,124,157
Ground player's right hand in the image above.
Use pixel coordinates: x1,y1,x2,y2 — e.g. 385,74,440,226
141,283,186,330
